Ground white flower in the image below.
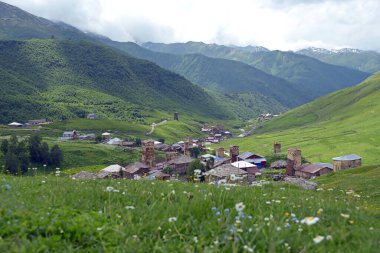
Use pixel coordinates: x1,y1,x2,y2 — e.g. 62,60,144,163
243,245,254,252
313,235,325,244
97,227,103,231
125,206,135,210
168,217,177,222
326,235,333,240
193,237,198,243
235,202,246,212
301,217,320,226
105,186,114,192
340,213,350,219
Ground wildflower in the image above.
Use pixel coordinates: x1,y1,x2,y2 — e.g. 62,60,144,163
168,217,177,222
276,226,281,231
301,217,319,226
211,207,217,211
235,202,245,212
105,186,114,192
317,209,323,215
313,235,325,244
41,180,46,183
213,240,219,245
225,187,231,190
193,236,198,243
97,227,103,231
2,178,6,183
266,201,271,204
2,184,11,190
340,213,350,219
326,235,333,240
125,206,135,210
216,211,221,216
243,245,255,252
217,218,222,222
264,217,269,221
224,208,230,213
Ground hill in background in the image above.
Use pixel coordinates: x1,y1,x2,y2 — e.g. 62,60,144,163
0,39,231,123
220,72,380,165
143,41,370,101
297,47,380,74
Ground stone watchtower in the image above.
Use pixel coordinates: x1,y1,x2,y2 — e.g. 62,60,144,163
286,148,301,176
229,145,239,163
274,142,281,154
215,147,225,158
174,112,179,121
183,138,192,156
141,140,155,167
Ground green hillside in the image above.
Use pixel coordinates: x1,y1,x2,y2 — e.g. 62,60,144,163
219,72,380,165
143,42,370,100
104,41,304,108
297,48,380,73
0,39,231,123
0,1,90,41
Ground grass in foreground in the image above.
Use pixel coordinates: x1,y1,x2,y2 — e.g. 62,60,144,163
0,173,378,252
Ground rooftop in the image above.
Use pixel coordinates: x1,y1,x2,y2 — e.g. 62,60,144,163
205,164,247,178
332,154,362,161
231,161,257,169
167,155,195,165
125,162,150,173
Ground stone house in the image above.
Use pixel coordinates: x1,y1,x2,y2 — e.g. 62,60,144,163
295,163,333,179
332,154,362,171
125,162,150,179
166,155,195,175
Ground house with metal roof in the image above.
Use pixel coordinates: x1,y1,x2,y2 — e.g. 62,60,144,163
237,152,267,168
332,154,362,171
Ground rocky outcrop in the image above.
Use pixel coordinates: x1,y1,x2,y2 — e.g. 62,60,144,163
284,177,318,190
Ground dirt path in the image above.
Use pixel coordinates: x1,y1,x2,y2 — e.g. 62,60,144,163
146,120,167,135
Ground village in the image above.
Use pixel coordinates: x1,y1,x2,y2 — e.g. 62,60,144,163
5,113,363,188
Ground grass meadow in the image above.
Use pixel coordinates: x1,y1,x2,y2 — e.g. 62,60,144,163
0,167,379,252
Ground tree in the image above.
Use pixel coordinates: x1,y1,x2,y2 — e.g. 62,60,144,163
162,166,174,174
8,135,18,154
40,142,50,165
17,141,29,174
135,138,142,146
50,145,63,167
5,152,19,175
1,139,8,155
206,157,215,171
190,147,201,158
29,134,42,163
186,159,205,177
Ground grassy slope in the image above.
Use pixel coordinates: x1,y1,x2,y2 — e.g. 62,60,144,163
0,175,378,252
0,39,231,124
218,72,380,165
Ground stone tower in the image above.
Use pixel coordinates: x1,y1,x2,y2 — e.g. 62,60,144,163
183,138,192,156
286,148,301,176
229,145,239,163
274,142,281,154
141,140,155,167
174,112,179,121
215,147,225,158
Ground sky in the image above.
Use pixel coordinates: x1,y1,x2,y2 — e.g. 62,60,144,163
3,0,380,51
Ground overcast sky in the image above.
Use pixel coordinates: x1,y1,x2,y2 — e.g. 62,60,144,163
4,0,380,51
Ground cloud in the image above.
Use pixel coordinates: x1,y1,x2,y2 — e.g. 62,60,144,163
3,0,380,51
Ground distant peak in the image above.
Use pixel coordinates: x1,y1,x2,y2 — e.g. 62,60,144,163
298,47,363,55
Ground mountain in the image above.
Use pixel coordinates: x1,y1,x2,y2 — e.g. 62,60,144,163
143,42,370,101
100,39,305,108
0,39,231,123
297,47,380,73
0,1,90,41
